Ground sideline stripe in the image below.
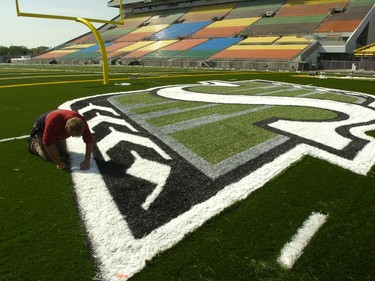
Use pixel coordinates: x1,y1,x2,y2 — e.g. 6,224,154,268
0,79,103,89
0,135,29,143
277,212,328,269
0,72,257,89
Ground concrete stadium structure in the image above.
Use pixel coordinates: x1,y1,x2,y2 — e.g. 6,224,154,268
32,0,375,71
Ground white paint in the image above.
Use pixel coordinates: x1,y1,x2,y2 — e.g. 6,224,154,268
200,81,240,87
115,83,131,86
88,112,138,133
127,151,171,210
156,84,375,174
96,127,171,162
0,135,29,143
269,120,351,150
79,102,121,116
66,139,321,280
59,80,375,280
278,212,328,269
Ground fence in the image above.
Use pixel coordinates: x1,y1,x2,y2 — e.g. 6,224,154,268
320,60,375,71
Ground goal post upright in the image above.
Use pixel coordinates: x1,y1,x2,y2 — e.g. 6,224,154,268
15,0,125,85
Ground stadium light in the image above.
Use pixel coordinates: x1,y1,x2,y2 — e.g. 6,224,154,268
14,0,125,85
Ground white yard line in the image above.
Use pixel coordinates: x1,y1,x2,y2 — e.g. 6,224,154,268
0,135,29,143
277,212,328,269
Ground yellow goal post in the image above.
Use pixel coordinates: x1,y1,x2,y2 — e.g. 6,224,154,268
15,0,125,85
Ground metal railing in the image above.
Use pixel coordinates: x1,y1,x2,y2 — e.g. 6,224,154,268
319,60,375,71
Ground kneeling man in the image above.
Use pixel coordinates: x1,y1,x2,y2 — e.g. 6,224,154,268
28,109,93,170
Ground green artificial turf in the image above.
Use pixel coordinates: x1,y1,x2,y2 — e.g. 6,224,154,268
131,156,375,281
189,85,289,95
1,140,96,281
0,65,252,281
171,105,337,164
133,101,202,114
117,81,341,164
148,104,261,126
1,64,374,281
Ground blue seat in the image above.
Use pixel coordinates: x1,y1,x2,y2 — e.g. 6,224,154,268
80,43,113,53
150,21,212,40
191,38,242,51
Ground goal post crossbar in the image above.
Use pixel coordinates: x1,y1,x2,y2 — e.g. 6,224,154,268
15,0,124,25
15,0,125,85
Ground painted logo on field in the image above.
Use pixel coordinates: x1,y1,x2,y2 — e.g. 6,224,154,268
61,80,375,281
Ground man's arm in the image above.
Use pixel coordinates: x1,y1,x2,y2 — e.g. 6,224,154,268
80,142,93,170
45,144,69,170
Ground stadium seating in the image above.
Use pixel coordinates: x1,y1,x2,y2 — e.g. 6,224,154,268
277,2,348,17
175,38,242,59
115,24,169,42
181,3,236,22
275,36,309,43
123,40,178,59
240,36,280,44
33,50,77,60
225,0,284,19
106,42,136,59
211,44,309,60
243,14,328,35
316,1,373,33
60,43,113,60
68,13,155,45
100,27,136,42
33,44,97,60
143,39,208,59
149,21,212,40
30,0,375,70
63,44,96,50
145,9,188,25
191,18,259,38
115,12,154,28
106,41,157,61
243,0,351,36
69,33,97,44
354,43,375,57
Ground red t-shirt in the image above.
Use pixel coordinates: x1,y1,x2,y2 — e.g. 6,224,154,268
43,110,93,146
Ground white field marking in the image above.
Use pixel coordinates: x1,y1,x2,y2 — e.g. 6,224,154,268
96,127,171,162
58,81,375,280
79,102,121,116
156,84,375,151
65,138,321,280
115,83,131,86
126,151,171,210
0,135,29,143
278,212,328,269
87,112,138,133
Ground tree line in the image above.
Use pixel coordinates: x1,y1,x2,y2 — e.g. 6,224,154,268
0,45,49,57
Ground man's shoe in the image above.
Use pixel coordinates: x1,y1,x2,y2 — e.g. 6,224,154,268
27,137,35,154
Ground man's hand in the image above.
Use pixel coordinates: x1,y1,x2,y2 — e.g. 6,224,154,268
80,142,93,170
56,161,69,170
45,144,70,170
80,159,90,170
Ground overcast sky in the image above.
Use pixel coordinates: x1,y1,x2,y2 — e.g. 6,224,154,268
1,0,119,48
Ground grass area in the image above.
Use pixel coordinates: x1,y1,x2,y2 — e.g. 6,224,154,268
171,105,337,164
133,101,202,114
131,156,375,281
189,85,289,95
148,104,261,126
1,64,374,281
1,140,95,281
117,81,341,164
308,93,360,103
